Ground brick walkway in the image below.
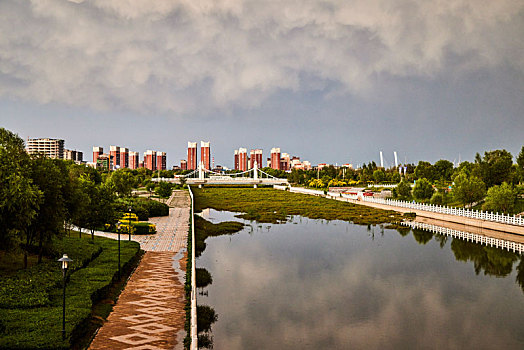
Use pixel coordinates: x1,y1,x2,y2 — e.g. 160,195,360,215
89,191,190,350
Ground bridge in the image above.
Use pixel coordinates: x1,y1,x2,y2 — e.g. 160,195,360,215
152,161,288,187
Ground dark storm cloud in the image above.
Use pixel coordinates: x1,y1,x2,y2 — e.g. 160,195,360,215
0,0,522,116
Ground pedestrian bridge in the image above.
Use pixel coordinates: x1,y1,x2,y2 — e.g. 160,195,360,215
152,162,288,187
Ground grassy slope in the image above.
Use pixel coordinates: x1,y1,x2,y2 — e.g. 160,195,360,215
193,187,404,225
0,235,141,349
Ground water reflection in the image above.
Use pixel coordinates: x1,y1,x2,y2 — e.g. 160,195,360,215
197,210,524,349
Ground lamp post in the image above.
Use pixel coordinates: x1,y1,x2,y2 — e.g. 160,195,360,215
128,206,132,241
117,226,121,280
57,254,73,341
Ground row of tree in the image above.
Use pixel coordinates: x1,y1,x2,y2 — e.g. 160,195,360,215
0,128,166,268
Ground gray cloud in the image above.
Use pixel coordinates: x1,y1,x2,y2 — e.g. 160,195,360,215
0,0,522,116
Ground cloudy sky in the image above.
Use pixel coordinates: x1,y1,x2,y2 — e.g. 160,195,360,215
1,0,523,168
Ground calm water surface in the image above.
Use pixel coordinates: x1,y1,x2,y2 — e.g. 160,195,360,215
197,209,524,349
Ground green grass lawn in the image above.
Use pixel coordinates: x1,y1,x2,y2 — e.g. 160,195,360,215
193,186,405,225
0,234,141,349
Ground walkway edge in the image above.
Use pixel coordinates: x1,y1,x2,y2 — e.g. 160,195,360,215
188,187,198,350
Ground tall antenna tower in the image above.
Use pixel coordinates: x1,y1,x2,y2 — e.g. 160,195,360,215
394,151,398,168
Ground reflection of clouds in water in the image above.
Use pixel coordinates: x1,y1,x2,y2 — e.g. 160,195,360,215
198,218,524,349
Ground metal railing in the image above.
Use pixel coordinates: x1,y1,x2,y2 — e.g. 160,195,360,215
188,186,198,349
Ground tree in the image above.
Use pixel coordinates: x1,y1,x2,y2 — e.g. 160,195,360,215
517,146,524,184
412,178,434,201
452,171,486,208
84,182,117,240
391,172,401,183
144,180,156,198
0,128,42,261
482,182,518,214
415,161,436,182
373,169,385,183
434,159,454,181
476,149,514,187
28,156,68,263
395,180,412,200
156,181,173,199
430,192,446,205
107,169,135,197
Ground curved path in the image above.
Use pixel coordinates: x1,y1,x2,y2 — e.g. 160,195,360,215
89,191,190,350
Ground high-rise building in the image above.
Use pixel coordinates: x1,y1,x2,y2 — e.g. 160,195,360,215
144,150,156,171
250,149,263,169
270,148,281,170
110,146,120,169
181,159,187,170
64,149,83,163
187,142,197,170
93,146,103,163
26,138,65,159
129,151,139,169
234,150,239,170
280,153,290,171
96,154,111,171
119,147,129,168
156,152,166,171
238,148,248,171
201,141,211,170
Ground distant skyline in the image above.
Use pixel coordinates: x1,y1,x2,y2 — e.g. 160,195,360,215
1,1,523,168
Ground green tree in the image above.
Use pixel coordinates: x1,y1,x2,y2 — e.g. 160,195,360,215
434,159,454,181
373,169,385,183
415,161,436,182
83,180,117,240
107,169,135,197
391,172,401,183
452,172,486,208
156,181,173,199
28,156,68,263
482,182,518,214
412,178,434,201
395,180,412,200
476,149,514,187
517,146,524,184
0,128,42,261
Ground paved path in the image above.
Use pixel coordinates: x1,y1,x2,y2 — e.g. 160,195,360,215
89,191,190,350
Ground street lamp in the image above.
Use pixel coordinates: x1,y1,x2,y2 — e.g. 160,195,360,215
57,254,73,341
117,225,121,280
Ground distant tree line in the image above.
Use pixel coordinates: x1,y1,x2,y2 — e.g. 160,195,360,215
283,148,524,214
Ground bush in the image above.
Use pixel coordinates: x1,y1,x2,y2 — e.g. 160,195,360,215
132,222,156,234
116,198,169,220
430,192,445,205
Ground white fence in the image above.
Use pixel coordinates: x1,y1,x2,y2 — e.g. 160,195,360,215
281,186,524,227
188,187,198,350
401,221,524,254
362,197,524,226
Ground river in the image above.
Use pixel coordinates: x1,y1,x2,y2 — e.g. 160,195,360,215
197,209,524,349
